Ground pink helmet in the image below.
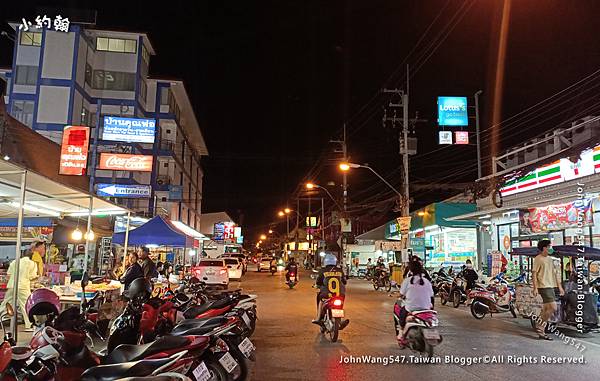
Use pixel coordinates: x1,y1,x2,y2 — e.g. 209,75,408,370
26,288,60,322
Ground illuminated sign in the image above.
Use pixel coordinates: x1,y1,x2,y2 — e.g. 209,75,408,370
214,222,236,242
98,153,153,172
438,131,452,145
59,126,90,175
437,96,468,126
455,131,469,145
96,183,151,198
102,116,156,143
306,216,318,227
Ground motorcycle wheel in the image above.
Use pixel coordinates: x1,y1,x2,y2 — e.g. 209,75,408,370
510,303,517,318
385,279,392,292
329,316,340,343
373,280,380,291
288,282,295,289
221,336,251,381
470,302,486,319
440,294,447,305
452,291,462,308
197,356,230,381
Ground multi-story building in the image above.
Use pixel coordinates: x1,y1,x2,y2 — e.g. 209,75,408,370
0,22,208,230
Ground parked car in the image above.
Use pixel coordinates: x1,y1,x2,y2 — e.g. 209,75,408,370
258,257,273,272
224,257,243,280
224,253,248,273
192,259,229,287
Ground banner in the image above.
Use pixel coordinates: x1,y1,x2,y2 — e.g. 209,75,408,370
59,126,90,175
519,198,594,234
0,226,53,242
102,116,156,143
98,153,153,172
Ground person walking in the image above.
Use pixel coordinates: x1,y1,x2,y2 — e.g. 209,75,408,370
532,239,564,340
138,246,158,280
0,250,38,331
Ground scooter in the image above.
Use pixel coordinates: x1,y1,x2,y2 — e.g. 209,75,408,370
315,294,349,343
286,271,298,289
393,299,442,358
470,283,517,319
439,276,468,308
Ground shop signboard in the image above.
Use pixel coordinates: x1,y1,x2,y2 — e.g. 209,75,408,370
168,185,183,201
96,183,151,198
437,96,468,126
236,236,244,244
59,126,90,175
519,198,594,234
501,145,600,197
98,153,153,172
454,131,469,144
0,226,53,242
213,223,225,241
234,227,242,238
340,218,352,233
409,237,426,254
102,116,156,143
306,216,318,227
438,131,452,145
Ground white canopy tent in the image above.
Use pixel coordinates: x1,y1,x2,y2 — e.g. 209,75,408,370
0,159,130,339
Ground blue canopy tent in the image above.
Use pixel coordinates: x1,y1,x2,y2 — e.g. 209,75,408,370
112,215,194,247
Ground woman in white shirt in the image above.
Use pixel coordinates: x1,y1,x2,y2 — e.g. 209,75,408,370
398,260,434,332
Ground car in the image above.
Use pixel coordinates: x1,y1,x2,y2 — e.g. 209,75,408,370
223,253,248,273
258,257,273,272
192,259,229,287
224,257,243,280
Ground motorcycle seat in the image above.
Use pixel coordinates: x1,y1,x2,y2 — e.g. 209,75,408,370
170,317,229,335
105,336,190,364
410,309,437,315
183,298,232,319
81,358,173,381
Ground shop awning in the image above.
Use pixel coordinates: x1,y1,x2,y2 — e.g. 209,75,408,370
112,215,194,247
511,245,600,260
0,217,53,227
410,202,478,231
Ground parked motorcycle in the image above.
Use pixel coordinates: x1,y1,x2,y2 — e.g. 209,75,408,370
439,276,468,308
470,282,517,319
393,299,442,357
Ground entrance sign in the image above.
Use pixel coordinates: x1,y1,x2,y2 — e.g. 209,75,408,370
96,183,151,198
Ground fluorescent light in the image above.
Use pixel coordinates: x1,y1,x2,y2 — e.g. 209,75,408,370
146,244,159,248
424,224,440,232
172,220,206,239
67,209,127,217
482,221,492,225
7,202,60,217
478,214,492,219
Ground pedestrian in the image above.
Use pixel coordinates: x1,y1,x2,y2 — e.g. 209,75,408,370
462,259,478,290
138,246,158,280
0,250,38,332
120,251,143,290
532,239,564,340
30,241,46,278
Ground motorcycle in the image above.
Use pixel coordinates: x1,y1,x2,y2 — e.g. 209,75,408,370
286,271,298,289
270,265,277,275
372,269,391,292
393,299,442,357
316,295,348,343
439,276,468,308
470,282,517,319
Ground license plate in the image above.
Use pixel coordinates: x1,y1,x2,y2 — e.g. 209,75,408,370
206,270,215,275
331,309,344,318
218,352,238,374
423,329,440,340
238,337,255,358
193,362,211,381
241,311,252,327
290,276,295,281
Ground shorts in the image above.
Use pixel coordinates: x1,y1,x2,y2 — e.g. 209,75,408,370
538,288,556,303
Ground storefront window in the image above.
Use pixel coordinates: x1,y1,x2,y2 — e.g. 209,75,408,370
425,227,476,267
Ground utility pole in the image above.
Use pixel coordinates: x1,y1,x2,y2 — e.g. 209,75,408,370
474,90,483,179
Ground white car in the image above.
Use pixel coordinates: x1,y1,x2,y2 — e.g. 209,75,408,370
224,258,243,280
192,259,229,287
258,257,273,271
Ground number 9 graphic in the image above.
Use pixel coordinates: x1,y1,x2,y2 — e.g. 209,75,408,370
328,278,340,296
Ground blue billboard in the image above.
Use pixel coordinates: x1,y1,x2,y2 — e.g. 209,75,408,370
96,183,151,198
102,116,156,143
437,96,468,126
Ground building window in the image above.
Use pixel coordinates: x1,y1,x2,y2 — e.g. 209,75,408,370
139,79,147,103
142,45,150,64
11,100,35,127
166,129,171,134
163,162,169,168
160,87,170,105
20,32,42,46
15,66,38,85
92,70,135,91
96,37,137,53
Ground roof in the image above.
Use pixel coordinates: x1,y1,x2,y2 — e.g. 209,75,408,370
112,215,194,247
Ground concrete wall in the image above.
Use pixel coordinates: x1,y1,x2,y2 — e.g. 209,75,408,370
37,86,70,123
41,31,75,79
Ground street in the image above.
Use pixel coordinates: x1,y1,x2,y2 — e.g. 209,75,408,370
243,268,600,381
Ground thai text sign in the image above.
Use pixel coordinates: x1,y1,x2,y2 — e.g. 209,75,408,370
59,126,90,175
102,116,156,143
519,198,593,234
98,153,153,172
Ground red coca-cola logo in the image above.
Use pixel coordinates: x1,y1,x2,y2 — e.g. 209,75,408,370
100,154,152,171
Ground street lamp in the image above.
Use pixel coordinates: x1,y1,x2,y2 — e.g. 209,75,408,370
278,211,285,217
260,234,267,240
305,182,343,211
268,229,273,234
339,162,402,199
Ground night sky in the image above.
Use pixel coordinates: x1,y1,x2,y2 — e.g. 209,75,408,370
3,1,600,241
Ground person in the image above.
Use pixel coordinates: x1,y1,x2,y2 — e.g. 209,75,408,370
532,239,564,340
285,257,298,283
120,251,144,291
0,250,38,331
312,253,349,329
397,259,434,344
403,256,432,281
269,257,277,273
138,247,158,280
462,259,479,290
30,241,46,278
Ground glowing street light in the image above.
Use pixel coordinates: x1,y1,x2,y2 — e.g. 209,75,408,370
268,229,273,234
260,234,267,240
418,211,426,216
278,211,285,217
305,183,315,189
284,208,291,214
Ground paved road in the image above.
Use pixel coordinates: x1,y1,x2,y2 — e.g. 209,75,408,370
242,268,600,381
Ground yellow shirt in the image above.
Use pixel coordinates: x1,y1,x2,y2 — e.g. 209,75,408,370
533,254,558,288
31,252,44,277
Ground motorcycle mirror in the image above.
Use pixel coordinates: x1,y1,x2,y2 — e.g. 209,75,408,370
5,303,13,317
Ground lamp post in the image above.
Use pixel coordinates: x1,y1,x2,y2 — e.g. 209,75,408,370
339,162,403,200
278,208,302,258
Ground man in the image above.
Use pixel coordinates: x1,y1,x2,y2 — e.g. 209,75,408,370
0,250,38,331
138,246,158,280
532,239,564,340
462,259,478,290
285,257,298,283
312,253,349,330
120,251,144,291
30,241,46,278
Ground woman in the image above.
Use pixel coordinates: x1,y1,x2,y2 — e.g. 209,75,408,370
397,259,434,343
120,251,144,291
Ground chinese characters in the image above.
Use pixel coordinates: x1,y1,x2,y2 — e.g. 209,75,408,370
19,15,70,33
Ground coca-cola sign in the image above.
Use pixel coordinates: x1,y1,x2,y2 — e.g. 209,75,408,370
98,153,153,172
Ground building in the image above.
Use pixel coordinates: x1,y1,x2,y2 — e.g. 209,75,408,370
0,21,208,230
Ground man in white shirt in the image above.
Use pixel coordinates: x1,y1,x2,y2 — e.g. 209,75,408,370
0,251,38,331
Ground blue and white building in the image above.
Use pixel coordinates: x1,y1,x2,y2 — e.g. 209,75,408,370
0,22,208,230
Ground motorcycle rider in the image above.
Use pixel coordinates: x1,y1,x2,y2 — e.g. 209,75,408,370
397,259,434,345
285,257,299,283
461,259,479,291
312,253,349,330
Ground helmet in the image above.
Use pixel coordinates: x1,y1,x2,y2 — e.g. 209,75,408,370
26,288,60,323
323,254,337,266
128,278,152,300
